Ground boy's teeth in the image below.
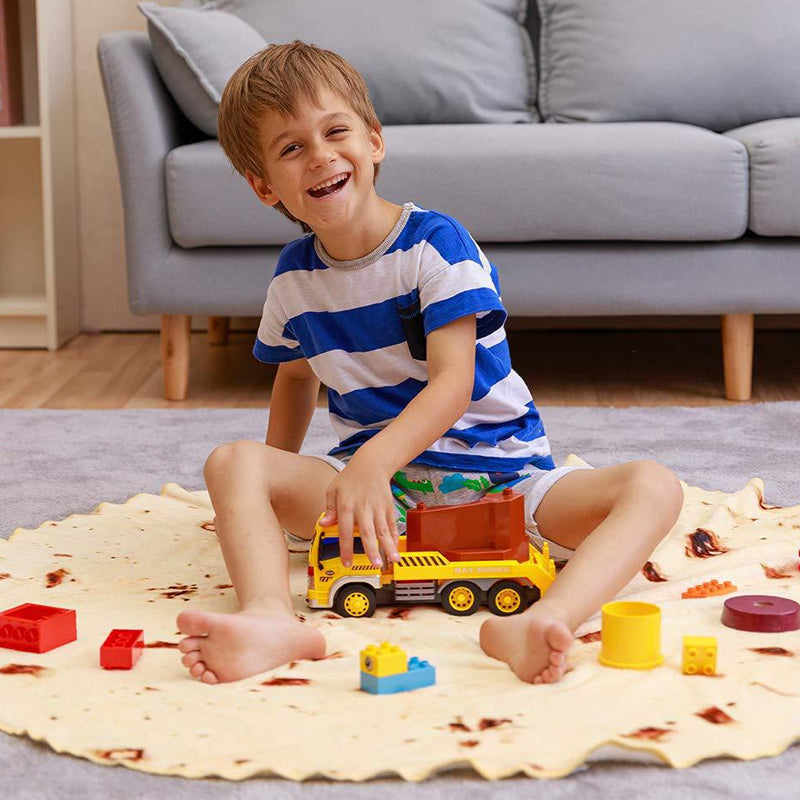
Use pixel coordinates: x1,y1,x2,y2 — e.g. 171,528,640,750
310,173,347,191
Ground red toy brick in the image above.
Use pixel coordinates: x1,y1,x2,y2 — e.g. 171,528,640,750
0,603,77,653
100,628,144,669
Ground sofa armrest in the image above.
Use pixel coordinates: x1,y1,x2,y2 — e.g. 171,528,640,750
97,31,203,314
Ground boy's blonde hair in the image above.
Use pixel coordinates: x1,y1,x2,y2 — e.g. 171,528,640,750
218,40,382,234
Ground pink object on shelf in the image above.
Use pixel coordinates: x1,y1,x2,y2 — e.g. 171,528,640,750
0,603,77,653
100,628,144,669
721,595,800,633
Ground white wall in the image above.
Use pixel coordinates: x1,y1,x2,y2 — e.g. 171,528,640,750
75,0,179,331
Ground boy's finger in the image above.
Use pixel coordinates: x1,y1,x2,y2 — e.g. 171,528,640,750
320,506,337,525
338,508,354,567
378,527,400,562
357,517,383,568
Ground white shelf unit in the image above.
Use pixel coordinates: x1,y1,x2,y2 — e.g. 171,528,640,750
0,0,79,349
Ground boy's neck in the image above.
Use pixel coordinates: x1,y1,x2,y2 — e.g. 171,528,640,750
313,196,405,262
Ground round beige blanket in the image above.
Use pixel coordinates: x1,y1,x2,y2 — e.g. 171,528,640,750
0,455,798,781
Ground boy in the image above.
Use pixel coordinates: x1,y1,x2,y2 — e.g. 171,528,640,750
177,41,684,685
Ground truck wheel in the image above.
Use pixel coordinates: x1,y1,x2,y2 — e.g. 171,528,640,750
488,580,526,616
334,585,376,618
441,581,480,616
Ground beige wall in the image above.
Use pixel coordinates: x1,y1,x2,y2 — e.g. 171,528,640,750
75,0,179,332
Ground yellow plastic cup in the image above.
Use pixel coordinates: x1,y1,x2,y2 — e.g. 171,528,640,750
598,601,664,670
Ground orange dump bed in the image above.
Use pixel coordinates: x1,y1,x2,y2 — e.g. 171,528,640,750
405,488,528,562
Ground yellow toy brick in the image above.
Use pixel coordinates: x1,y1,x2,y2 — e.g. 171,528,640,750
360,642,407,677
682,635,717,676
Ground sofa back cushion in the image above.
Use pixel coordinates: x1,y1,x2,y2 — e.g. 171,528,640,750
537,0,800,131
139,0,537,137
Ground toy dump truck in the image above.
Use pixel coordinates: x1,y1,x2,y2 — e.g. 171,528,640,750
306,488,556,617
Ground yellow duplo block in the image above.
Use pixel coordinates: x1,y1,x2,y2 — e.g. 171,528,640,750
682,635,717,676
360,642,407,677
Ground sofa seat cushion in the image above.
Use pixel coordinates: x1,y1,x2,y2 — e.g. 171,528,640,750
724,119,800,237
165,122,748,247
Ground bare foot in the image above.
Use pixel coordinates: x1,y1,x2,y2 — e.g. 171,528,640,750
176,607,326,684
479,603,574,684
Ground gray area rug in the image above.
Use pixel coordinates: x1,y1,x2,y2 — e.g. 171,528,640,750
1,404,799,798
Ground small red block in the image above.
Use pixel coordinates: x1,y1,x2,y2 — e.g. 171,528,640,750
100,629,144,670
0,603,77,653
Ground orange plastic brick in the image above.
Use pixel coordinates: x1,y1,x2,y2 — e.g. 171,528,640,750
682,580,737,599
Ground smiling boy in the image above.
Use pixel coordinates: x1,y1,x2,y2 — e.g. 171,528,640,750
176,41,684,685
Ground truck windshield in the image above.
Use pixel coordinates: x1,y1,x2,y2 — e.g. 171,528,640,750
320,537,367,562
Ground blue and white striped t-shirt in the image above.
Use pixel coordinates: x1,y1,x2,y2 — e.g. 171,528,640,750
254,202,555,473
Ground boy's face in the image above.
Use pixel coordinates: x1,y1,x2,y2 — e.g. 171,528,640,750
246,88,385,232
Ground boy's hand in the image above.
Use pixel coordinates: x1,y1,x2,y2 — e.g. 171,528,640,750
320,455,400,569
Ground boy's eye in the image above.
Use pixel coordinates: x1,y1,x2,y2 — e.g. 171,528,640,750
279,128,348,157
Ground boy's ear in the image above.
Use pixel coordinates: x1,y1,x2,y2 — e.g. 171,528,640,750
369,126,386,167
245,169,281,207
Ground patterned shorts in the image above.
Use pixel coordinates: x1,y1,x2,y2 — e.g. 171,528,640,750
291,452,594,561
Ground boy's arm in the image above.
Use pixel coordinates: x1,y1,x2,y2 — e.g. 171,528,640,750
354,314,476,474
265,359,321,452
323,314,476,568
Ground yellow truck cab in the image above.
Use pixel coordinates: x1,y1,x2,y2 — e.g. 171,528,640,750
306,490,556,617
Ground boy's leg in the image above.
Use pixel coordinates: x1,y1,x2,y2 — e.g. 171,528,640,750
177,440,339,684
480,459,684,684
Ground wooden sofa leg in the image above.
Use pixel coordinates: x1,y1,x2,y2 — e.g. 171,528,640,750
208,315,230,345
161,314,191,401
721,313,754,401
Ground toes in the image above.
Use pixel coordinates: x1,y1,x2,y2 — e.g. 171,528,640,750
177,609,214,637
201,669,218,684
549,649,566,667
190,660,207,678
181,651,203,669
545,621,574,653
178,636,203,654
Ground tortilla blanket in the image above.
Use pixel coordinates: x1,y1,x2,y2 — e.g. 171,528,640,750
0,455,798,781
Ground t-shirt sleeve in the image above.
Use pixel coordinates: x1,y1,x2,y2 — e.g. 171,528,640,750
418,215,507,339
253,281,304,364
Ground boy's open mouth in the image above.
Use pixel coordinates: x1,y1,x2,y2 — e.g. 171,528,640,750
307,172,350,199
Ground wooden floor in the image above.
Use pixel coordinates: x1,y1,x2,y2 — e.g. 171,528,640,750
1,329,799,408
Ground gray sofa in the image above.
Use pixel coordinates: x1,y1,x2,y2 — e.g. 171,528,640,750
98,0,800,401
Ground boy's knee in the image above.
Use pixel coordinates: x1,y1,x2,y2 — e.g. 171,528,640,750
626,460,684,519
204,439,268,484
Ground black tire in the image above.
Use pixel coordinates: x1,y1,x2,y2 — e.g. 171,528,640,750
334,584,377,618
441,581,481,616
488,580,527,616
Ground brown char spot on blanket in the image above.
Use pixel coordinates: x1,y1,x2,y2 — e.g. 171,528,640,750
750,681,798,697
45,568,70,587
749,647,794,657
53,553,72,557
478,718,512,731
323,613,341,620
448,716,472,733
459,740,480,748
0,573,10,580
762,563,795,579
685,529,728,559
261,677,311,686
641,561,667,582
314,651,345,661
145,642,179,649
234,759,250,764
389,607,412,620
215,584,233,589
622,726,672,742
579,631,602,643
696,706,735,724
149,584,197,599
296,613,307,623
94,748,144,762
0,664,47,676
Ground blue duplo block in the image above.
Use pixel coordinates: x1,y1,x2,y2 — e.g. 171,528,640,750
360,657,436,695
